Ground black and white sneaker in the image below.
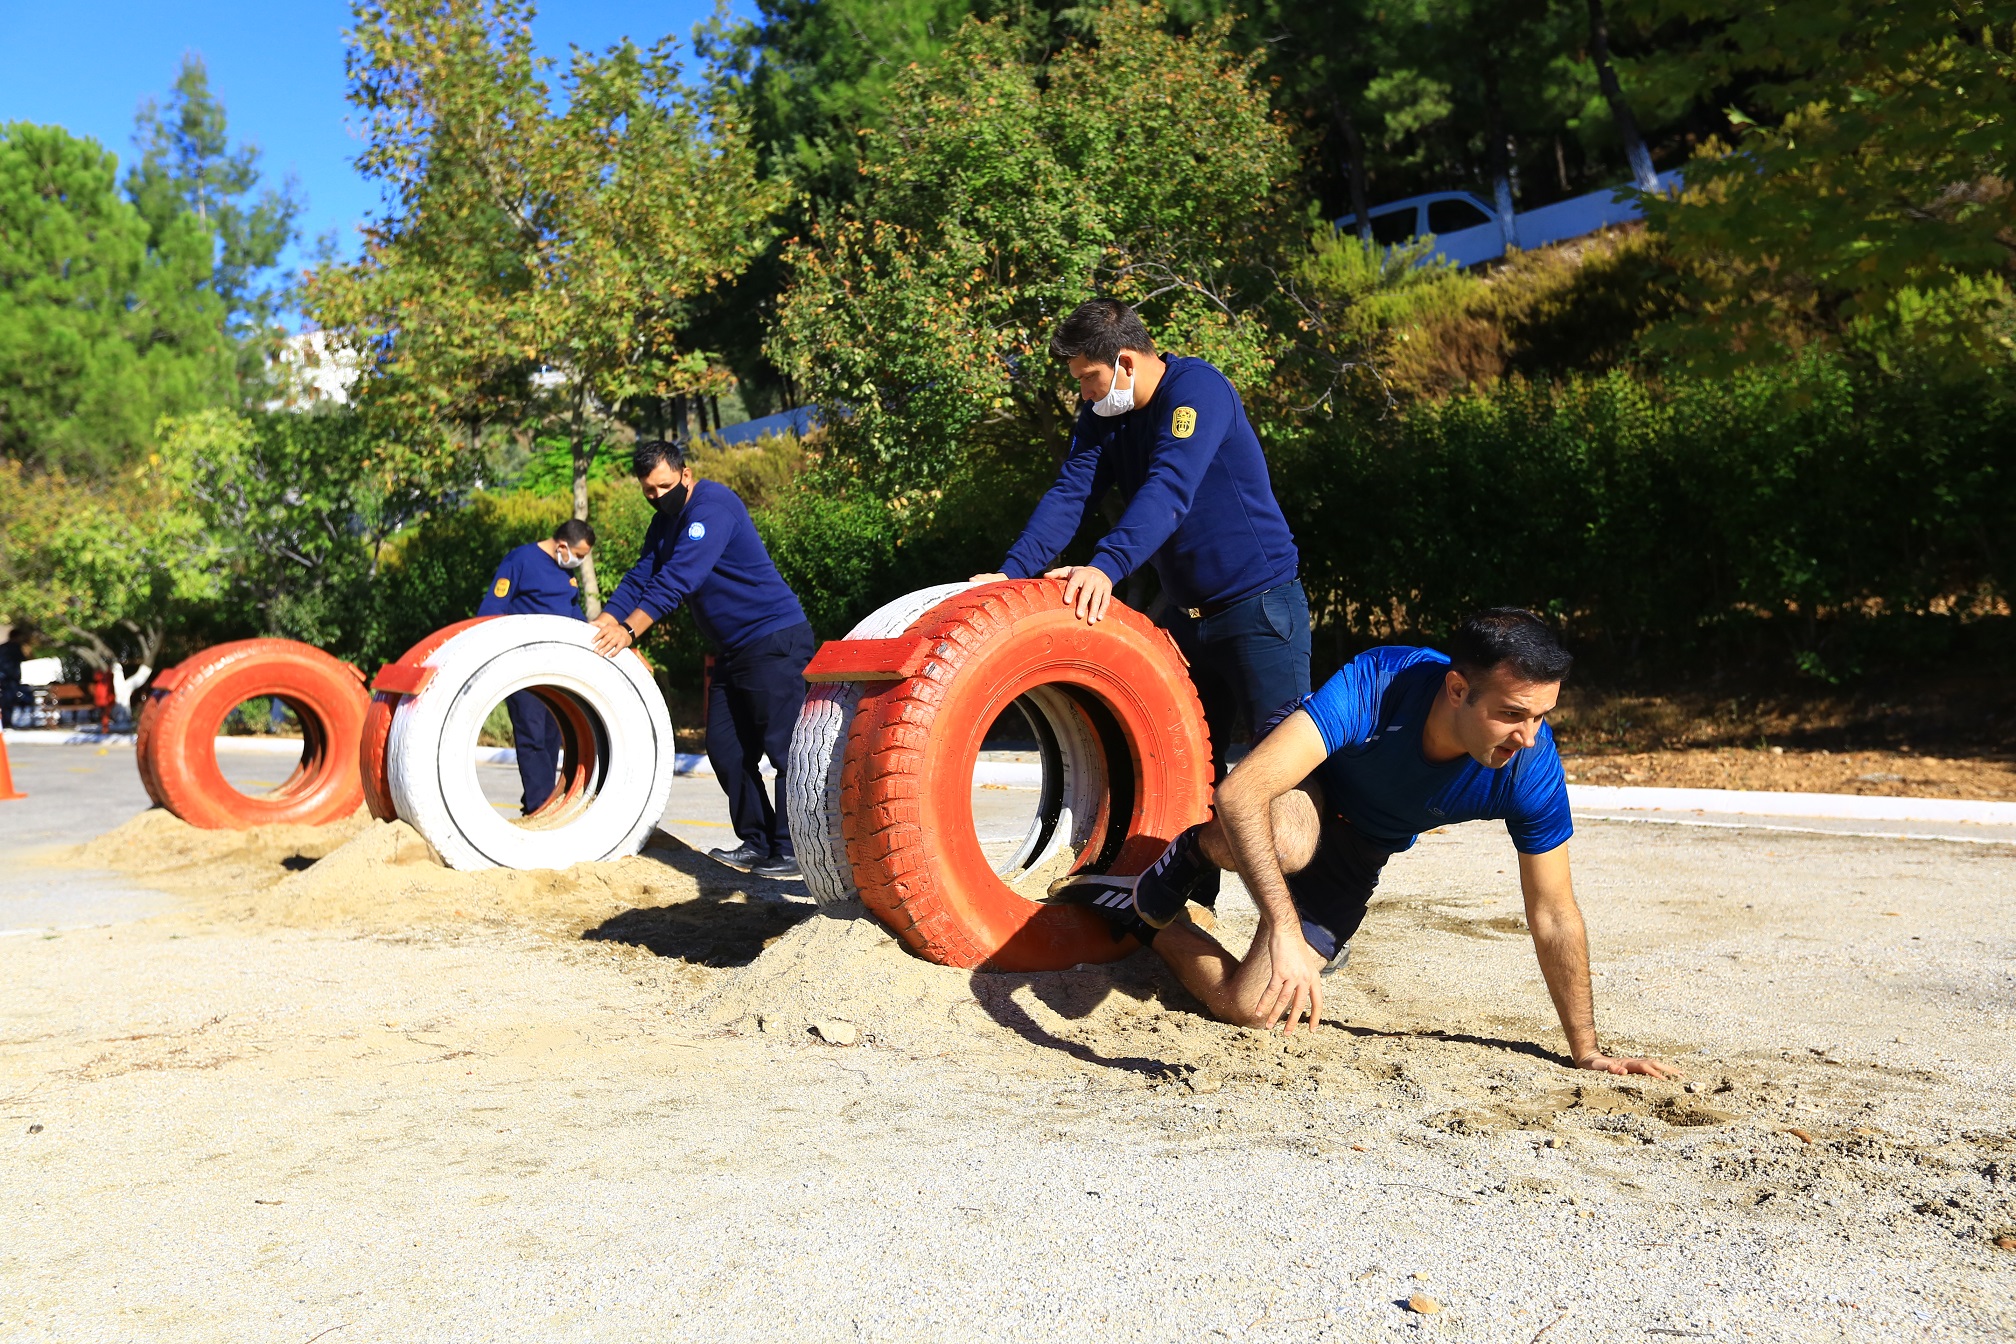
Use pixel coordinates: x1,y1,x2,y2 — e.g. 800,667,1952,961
707,842,767,873
1135,825,1218,925
1045,872,1160,945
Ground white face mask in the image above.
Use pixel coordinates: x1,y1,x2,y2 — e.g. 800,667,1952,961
1089,359,1136,417
555,547,584,570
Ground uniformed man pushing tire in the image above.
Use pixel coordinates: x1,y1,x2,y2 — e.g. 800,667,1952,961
972,298,1312,912
975,298,1311,778
590,441,813,881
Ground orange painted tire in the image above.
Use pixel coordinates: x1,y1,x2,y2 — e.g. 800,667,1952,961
135,639,369,830
360,619,490,821
837,579,1212,971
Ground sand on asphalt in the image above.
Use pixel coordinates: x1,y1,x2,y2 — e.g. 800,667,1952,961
2,795,2013,1342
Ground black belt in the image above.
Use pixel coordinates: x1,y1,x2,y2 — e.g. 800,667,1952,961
1181,587,1270,621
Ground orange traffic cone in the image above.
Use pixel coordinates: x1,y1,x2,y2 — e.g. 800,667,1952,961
0,730,25,800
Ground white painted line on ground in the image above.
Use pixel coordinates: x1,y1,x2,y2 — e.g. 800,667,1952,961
12,728,2011,826
1566,783,2016,826
0,922,115,939
5,729,139,747
4,729,306,754
1577,812,2016,846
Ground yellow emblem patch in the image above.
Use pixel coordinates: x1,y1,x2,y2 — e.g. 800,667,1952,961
569,577,578,587
493,578,510,597
1172,406,1197,439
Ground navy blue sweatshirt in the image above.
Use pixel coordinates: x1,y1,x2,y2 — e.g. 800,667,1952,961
1000,355,1299,611
603,479,807,653
477,542,585,619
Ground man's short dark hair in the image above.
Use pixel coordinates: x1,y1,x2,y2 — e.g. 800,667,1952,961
631,439,685,479
1050,299,1156,366
553,518,595,548
1448,608,1573,691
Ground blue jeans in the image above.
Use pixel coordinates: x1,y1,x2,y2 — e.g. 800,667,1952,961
706,620,816,858
504,690,563,814
1163,578,1313,783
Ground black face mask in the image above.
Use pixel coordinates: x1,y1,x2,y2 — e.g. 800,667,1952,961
651,482,689,519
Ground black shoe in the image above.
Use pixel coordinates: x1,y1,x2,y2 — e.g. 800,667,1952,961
1132,826,1217,927
708,842,767,873
1045,872,1162,945
750,854,801,880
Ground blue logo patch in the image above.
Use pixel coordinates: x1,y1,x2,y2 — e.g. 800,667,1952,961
686,521,706,540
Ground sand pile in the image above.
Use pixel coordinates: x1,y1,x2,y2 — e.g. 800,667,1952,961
63,807,375,893
697,903,981,1045
246,819,708,937
697,903,1249,1067
57,809,819,960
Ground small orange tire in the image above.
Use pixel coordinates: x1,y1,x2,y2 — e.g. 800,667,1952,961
135,639,369,829
359,619,490,821
837,579,1212,971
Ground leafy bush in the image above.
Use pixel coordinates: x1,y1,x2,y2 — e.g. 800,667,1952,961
1281,355,2016,679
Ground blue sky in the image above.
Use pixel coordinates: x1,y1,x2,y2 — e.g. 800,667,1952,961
1,1,744,282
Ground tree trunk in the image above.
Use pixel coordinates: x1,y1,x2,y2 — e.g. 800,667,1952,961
1587,0,1659,191
1329,90,1374,242
1483,63,1520,253
571,394,603,618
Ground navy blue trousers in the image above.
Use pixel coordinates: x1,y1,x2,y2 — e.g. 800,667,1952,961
504,689,563,814
1163,578,1314,782
707,621,816,858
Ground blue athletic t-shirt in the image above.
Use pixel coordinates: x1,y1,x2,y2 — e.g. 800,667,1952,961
1298,645,1573,855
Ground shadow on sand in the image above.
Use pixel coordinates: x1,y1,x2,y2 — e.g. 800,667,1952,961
580,838,817,967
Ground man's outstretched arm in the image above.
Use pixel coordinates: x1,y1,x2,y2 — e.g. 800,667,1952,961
1517,846,1675,1078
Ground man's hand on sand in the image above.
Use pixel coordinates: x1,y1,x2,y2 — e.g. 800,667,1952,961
1576,1052,1678,1080
1043,565,1113,624
1255,923,1326,1035
589,613,633,658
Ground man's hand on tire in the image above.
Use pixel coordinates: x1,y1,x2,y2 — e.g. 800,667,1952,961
589,613,633,658
1043,565,1113,624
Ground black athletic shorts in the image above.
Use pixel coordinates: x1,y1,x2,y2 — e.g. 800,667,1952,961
1285,810,1402,972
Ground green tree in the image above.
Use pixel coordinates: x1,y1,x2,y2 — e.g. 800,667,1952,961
1634,0,2016,366
304,0,785,613
153,407,450,654
0,124,232,474
768,4,1301,494
126,54,305,372
708,0,981,206
0,459,216,673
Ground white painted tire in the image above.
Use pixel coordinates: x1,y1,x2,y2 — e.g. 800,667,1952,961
787,582,977,907
386,614,676,872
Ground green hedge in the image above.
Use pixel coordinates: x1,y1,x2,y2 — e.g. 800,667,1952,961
1279,356,2015,679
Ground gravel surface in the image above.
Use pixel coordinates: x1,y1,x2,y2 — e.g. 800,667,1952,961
1,743,2013,1342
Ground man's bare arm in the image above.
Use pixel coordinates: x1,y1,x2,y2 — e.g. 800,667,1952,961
1215,712,1331,1032
1517,846,1675,1078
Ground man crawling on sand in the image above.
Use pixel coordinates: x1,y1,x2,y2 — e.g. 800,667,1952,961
1057,607,1673,1078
